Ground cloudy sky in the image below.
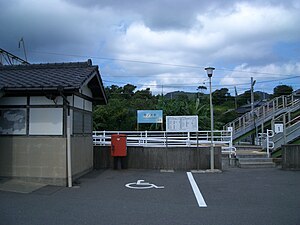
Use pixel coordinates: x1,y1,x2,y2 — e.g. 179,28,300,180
1,0,300,95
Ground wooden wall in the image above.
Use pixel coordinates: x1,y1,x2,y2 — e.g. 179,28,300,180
282,145,300,170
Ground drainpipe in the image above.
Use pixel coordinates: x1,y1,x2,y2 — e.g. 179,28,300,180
67,110,72,187
58,87,72,187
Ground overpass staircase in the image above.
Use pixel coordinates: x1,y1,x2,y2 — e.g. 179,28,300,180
272,112,300,150
224,93,300,147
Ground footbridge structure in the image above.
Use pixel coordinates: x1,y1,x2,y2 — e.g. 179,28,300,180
224,92,300,150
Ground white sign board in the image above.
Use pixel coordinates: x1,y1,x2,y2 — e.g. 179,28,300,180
274,124,284,133
166,116,198,132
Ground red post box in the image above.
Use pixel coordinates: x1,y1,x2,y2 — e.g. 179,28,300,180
111,134,127,157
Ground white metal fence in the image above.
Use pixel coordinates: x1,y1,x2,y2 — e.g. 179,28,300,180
93,130,236,157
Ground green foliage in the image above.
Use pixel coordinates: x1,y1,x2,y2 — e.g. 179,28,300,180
93,84,240,131
273,85,293,97
212,88,234,105
236,90,260,107
197,85,207,93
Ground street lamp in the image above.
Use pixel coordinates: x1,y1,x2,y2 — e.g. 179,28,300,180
251,77,256,144
205,67,215,170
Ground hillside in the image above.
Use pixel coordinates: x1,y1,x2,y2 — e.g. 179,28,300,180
164,90,270,100
164,91,197,100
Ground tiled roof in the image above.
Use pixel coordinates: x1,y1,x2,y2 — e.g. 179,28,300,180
0,59,98,90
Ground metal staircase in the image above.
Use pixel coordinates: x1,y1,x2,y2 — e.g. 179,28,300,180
273,113,300,150
224,93,300,142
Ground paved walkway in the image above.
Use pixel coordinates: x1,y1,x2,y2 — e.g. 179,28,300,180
0,179,46,194
0,168,299,225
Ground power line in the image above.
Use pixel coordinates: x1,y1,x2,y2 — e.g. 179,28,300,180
256,75,300,84
102,75,300,89
30,50,300,77
30,50,204,69
216,68,297,77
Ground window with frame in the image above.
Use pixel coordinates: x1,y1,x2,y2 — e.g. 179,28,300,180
73,110,92,134
0,109,27,135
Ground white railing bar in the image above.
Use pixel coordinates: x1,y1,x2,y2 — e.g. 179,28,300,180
93,130,236,157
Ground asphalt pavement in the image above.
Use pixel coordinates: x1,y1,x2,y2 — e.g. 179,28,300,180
0,167,299,225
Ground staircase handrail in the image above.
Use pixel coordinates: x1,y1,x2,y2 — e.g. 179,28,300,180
274,113,300,128
224,92,299,133
272,116,300,150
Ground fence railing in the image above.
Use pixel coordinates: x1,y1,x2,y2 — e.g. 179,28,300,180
224,93,300,139
93,130,236,157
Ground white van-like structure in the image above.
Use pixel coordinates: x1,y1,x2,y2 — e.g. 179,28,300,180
0,59,107,186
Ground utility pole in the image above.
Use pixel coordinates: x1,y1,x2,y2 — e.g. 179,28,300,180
251,77,256,144
251,77,255,113
161,85,164,131
234,86,238,109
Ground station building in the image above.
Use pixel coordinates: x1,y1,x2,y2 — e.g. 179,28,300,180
0,59,107,186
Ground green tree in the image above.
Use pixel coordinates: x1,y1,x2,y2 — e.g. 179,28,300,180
212,88,233,105
237,90,260,106
93,84,158,131
197,85,207,93
122,84,136,99
93,84,240,131
273,85,293,97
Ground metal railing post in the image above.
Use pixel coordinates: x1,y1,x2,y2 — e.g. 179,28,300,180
266,129,274,158
266,130,270,158
103,131,106,146
229,129,233,159
145,130,148,146
283,114,287,144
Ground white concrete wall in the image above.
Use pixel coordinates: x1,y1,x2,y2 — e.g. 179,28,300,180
0,137,67,185
71,136,93,178
30,96,63,105
73,95,92,112
0,97,27,105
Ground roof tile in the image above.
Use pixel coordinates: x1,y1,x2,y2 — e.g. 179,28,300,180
0,60,97,90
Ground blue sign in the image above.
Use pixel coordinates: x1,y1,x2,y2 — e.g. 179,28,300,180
137,110,163,124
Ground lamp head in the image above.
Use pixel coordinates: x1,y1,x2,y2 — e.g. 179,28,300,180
205,67,215,78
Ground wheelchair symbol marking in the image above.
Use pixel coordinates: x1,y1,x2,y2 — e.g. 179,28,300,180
125,180,164,189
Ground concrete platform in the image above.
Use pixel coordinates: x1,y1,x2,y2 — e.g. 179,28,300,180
1,168,300,225
0,179,46,193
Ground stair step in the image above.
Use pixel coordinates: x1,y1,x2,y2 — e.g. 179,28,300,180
235,145,263,151
238,162,275,168
238,158,273,163
237,154,268,158
237,151,276,168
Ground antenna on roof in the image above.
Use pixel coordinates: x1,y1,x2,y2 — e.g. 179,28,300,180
0,48,30,65
18,37,28,62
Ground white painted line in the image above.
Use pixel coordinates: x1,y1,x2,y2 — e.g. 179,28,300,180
187,172,207,208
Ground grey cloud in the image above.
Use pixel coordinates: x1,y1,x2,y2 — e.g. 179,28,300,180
1,0,299,94
0,0,117,63
63,0,241,30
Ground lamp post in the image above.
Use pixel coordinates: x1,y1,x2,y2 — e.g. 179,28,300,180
251,77,256,144
205,67,215,170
